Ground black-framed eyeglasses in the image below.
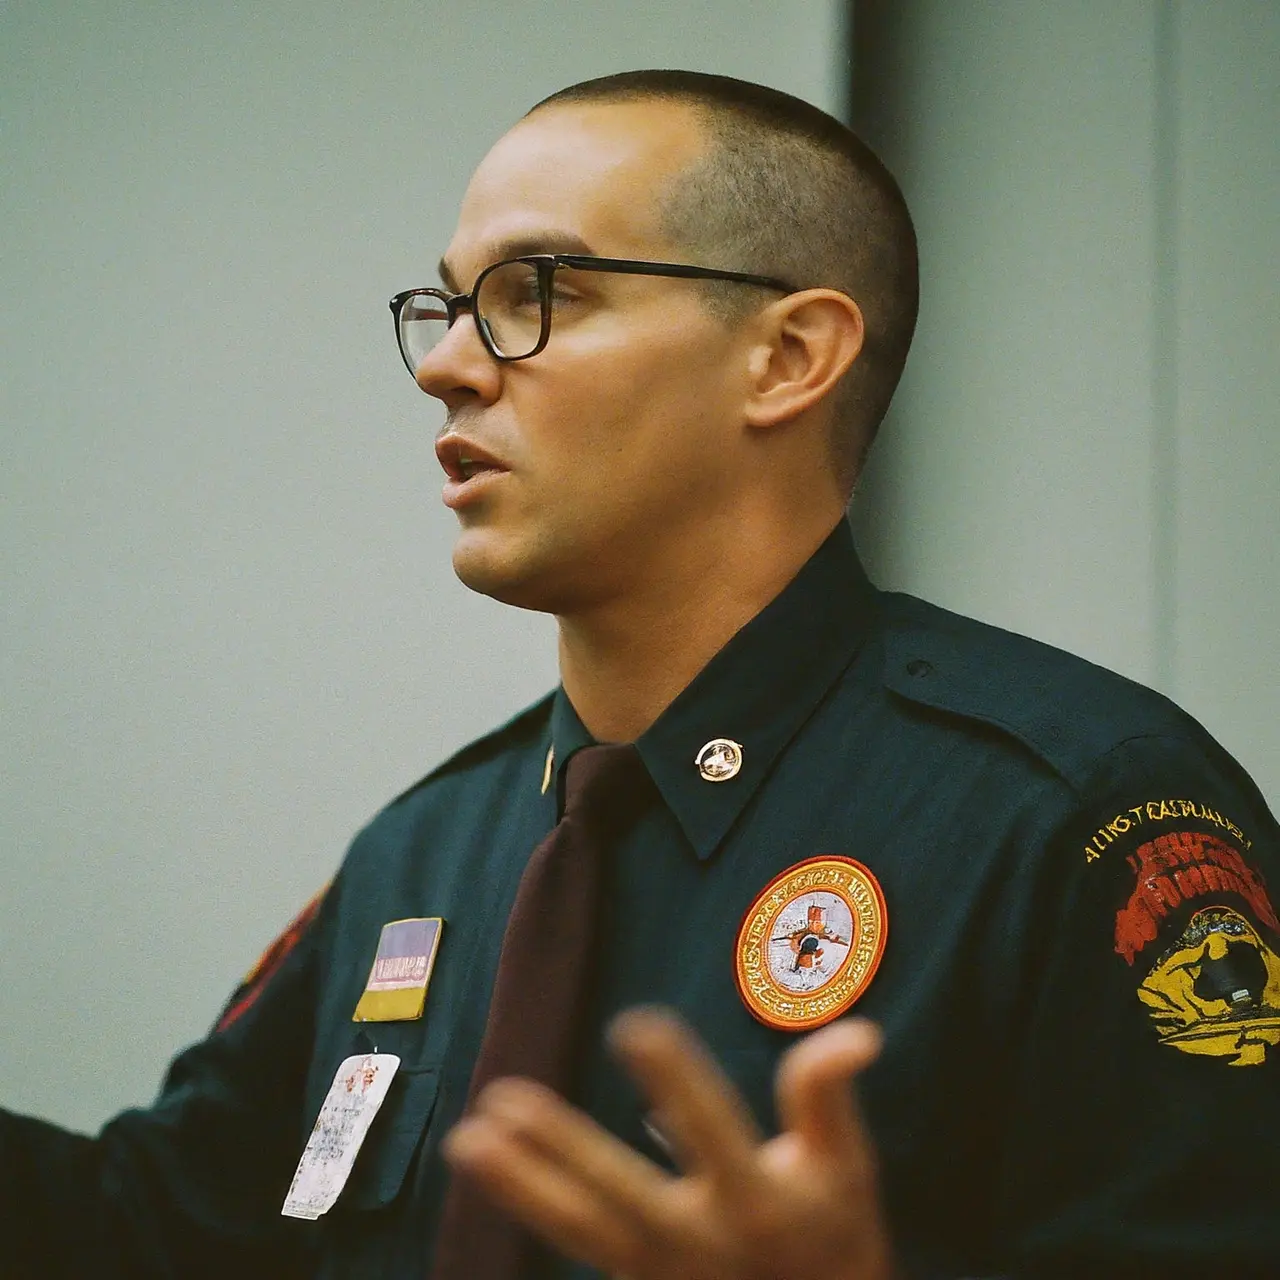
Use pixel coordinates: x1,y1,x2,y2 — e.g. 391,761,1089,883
388,253,799,376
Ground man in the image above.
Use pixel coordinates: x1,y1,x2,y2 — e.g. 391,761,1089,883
4,70,1278,1279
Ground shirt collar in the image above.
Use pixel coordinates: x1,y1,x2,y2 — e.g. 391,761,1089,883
548,519,879,860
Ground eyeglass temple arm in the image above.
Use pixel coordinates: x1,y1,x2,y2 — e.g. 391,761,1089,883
551,254,795,294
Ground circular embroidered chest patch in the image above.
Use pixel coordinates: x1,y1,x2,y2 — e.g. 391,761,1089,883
735,856,888,1031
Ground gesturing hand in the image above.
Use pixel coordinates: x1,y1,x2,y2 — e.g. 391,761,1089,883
442,1007,892,1280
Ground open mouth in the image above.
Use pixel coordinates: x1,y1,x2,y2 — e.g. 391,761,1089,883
436,434,507,484
436,435,509,509
456,456,502,481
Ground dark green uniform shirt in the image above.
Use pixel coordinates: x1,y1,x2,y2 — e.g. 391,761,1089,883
6,520,1279,1278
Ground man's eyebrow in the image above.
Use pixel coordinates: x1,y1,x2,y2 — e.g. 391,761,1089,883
437,231,595,292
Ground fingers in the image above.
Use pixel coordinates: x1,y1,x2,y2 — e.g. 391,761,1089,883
774,1017,882,1165
443,1077,672,1274
607,1007,762,1189
442,1017,892,1280
472,1076,671,1201
445,1109,635,1271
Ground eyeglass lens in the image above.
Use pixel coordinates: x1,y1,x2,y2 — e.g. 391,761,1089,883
399,260,546,369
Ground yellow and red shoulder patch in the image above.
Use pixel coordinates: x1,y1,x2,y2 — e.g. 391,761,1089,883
1111,828,1280,1066
735,856,887,1032
215,885,328,1032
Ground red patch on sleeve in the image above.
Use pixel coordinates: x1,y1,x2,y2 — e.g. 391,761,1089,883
1114,832,1278,964
215,887,326,1031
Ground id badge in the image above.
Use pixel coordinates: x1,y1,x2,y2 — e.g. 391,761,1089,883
281,1052,400,1220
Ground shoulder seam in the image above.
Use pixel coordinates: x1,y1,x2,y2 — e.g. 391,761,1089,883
879,604,1192,790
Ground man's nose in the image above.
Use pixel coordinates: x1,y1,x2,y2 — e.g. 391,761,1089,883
413,312,499,404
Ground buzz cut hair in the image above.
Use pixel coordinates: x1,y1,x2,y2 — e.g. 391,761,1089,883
529,69,919,494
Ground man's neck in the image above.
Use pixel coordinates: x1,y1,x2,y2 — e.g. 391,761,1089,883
556,516,845,744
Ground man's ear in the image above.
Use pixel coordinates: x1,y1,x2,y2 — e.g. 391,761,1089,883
743,289,864,430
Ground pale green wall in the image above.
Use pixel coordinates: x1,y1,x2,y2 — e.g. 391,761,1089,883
853,1,1279,803
1169,3,1279,807
0,0,844,1130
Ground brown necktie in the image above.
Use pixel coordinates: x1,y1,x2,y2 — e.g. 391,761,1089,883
430,742,651,1280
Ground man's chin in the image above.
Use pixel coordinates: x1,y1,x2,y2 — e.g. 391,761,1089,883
451,535,550,613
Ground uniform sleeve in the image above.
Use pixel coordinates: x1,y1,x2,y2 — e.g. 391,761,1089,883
0,888,330,1280
989,731,1280,1278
